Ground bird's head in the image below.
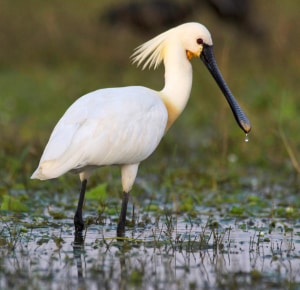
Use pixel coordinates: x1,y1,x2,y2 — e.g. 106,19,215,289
174,22,213,61
132,22,251,134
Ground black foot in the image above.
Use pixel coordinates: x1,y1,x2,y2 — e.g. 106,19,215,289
74,179,87,235
117,221,125,238
74,211,84,233
74,230,84,245
117,191,129,238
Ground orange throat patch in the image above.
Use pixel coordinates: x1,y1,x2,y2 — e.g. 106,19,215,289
186,50,194,61
163,100,180,131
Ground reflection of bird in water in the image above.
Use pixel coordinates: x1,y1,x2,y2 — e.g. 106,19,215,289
101,0,264,38
73,237,85,284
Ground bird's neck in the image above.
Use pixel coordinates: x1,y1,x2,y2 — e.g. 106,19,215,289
160,50,193,130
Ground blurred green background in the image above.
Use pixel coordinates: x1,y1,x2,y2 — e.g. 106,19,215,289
0,0,299,190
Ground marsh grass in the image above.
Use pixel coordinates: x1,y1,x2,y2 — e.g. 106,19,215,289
1,200,300,289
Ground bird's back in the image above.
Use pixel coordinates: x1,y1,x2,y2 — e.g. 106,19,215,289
31,86,168,180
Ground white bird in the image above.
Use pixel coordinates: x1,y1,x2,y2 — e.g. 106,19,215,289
31,22,251,237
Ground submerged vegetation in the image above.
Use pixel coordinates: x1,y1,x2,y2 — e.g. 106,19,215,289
1,186,300,289
0,0,300,289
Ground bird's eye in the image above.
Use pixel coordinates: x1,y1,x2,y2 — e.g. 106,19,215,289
197,38,203,45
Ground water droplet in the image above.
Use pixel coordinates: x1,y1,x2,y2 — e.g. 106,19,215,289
245,133,249,143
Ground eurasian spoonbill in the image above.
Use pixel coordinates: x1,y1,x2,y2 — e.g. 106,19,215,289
31,22,251,236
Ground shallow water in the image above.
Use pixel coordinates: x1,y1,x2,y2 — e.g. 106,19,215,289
1,210,299,290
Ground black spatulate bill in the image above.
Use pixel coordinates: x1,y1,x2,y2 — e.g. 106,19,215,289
200,44,251,133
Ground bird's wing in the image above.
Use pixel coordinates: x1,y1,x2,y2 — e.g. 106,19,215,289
33,86,167,179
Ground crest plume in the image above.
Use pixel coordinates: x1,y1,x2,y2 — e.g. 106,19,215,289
131,27,175,70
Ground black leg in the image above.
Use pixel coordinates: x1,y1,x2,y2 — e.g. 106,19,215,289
74,179,87,234
117,191,129,237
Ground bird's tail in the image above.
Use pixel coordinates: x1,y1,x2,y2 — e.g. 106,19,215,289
31,160,62,180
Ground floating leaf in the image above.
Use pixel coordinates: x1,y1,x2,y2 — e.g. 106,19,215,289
147,204,160,212
230,206,244,216
48,210,67,219
178,196,194,213
0,194,28,212
85,183,107,201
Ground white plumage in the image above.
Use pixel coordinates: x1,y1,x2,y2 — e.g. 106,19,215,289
31,22,250,236
31,86,167,183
